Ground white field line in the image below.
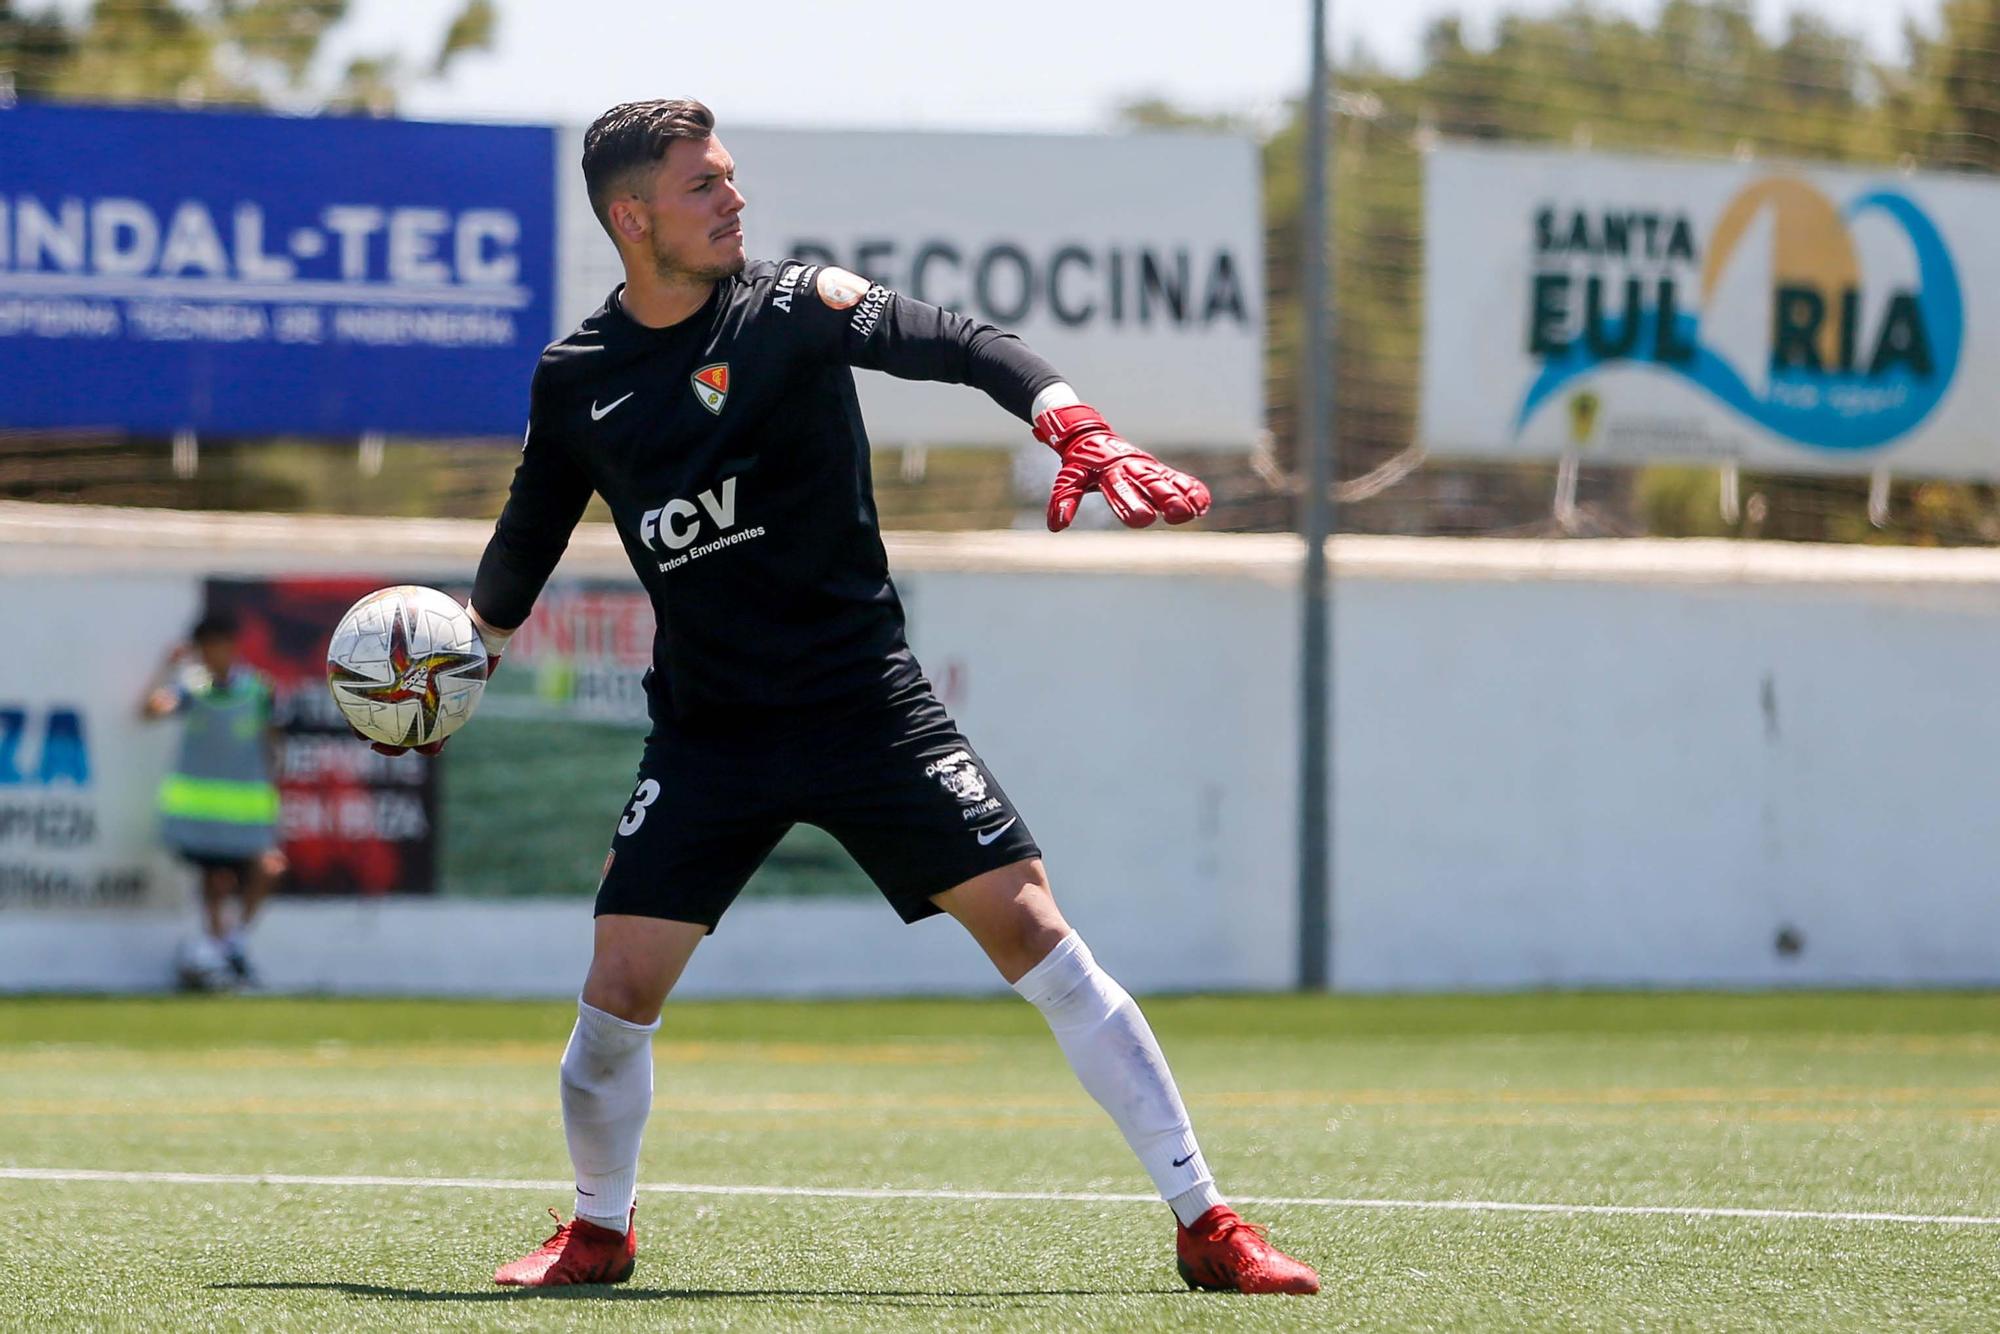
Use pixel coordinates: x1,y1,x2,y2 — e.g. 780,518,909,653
3,1166,1998,1229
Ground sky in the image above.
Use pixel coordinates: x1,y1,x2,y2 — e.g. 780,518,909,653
327,0,1941,132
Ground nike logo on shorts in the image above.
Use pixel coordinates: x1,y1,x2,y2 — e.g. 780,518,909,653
975,817,1017,846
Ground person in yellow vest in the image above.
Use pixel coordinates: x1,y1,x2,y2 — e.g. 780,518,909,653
141,612,286,987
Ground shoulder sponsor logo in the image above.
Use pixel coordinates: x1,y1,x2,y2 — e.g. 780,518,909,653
691,362,729,415
815,266,871,311
772,261,816,314
850,283,892,339
590,391,634,421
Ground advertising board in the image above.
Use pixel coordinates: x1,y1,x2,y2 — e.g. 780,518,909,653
0,102,556,436
1423,143,1991,478
557,126,1264,449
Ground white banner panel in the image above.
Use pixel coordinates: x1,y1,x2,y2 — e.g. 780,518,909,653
0,574,201,917
556,127,1263,449
1422,143,1994,478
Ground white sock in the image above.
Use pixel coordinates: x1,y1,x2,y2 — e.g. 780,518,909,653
560,999,659,1234
1013,932,1226,1227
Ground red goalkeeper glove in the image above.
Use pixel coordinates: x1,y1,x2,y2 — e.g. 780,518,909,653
1034,405,1212,532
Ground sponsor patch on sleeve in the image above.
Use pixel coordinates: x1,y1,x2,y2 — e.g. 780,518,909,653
815,266,873,311
849,283,892,338
772,261,815,314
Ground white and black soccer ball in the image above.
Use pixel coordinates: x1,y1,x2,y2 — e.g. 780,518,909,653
326,585,488,749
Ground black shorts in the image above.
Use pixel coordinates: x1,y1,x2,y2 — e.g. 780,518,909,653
594,684,1041,930
176,850,261,875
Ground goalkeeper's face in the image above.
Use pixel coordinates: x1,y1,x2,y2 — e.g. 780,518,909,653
626,135,746,285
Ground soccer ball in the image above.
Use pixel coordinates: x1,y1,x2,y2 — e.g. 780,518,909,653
327,585,488,748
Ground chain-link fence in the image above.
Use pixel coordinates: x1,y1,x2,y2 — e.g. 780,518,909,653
6,0,2000,541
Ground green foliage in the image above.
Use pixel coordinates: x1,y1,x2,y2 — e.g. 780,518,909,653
1143,0,2000,543
1932,0,2000,170
0,0,495,110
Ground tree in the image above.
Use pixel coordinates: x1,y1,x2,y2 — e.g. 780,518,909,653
1929,0,2000,171
1129,0,2000,541
0,0,495,112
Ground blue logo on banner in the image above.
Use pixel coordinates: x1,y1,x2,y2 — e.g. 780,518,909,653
0,706,89,786
1516,177,1962,455
0,102,555,436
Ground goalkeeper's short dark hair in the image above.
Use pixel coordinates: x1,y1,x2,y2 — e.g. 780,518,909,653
582,99,716,238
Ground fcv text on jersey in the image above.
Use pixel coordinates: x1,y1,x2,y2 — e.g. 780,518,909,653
785,240,1253,330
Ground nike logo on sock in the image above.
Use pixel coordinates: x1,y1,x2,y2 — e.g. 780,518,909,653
1172,1153,1197,1168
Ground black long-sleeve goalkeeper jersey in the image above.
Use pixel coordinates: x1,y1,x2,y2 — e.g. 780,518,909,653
471,258,1064,730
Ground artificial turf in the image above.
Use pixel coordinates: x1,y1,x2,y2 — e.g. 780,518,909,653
5,992,1998,1330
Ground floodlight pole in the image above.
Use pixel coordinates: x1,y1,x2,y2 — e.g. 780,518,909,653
1296,0,1335,991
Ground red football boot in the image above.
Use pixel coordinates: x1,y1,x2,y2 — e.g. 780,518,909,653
1176,1205,1320,1295
493,1207,637,1287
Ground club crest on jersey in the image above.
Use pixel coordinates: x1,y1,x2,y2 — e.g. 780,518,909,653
691,363,729,415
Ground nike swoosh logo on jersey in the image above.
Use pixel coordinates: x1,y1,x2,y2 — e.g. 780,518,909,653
591,392,635,421
975,817,1018,846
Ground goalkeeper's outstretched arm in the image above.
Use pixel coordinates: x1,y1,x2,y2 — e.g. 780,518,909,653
793,265,1210,530
472,364,594,638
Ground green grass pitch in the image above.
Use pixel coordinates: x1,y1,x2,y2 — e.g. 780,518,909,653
5,991,2000,1330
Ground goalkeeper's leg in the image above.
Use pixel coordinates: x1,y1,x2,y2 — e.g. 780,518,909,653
933,862,1318,1294
494,915,703,1287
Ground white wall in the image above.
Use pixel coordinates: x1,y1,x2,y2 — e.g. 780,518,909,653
901,566,1301,992
1334,571,2000,988
6,504,2000,994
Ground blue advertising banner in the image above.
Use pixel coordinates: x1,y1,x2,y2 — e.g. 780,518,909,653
0,102,555,437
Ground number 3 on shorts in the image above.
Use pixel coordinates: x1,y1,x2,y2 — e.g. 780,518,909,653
618,778,662,836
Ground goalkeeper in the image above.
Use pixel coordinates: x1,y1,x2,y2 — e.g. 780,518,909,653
384,98,1317,1296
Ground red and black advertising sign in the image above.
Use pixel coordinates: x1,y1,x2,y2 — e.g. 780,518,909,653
204,577,439,896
